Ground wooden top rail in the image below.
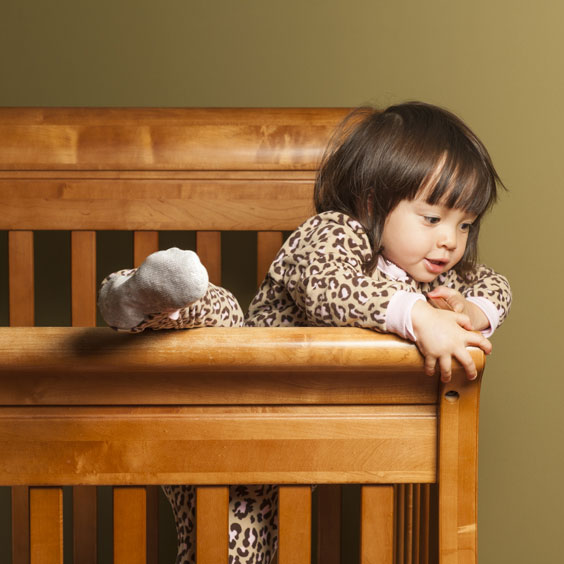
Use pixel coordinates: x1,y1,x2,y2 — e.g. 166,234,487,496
0,326,484,373
0,327,483,406
0,107,350,171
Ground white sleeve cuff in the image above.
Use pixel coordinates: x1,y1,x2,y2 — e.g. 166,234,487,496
385,290,427,341
465,296,500,337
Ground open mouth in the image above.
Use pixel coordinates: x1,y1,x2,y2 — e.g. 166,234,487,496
424,258,448,273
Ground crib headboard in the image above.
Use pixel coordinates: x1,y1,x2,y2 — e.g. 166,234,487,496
0,107,350,326
0,108,483,564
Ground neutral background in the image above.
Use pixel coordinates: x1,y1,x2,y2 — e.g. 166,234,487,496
1,1,562,562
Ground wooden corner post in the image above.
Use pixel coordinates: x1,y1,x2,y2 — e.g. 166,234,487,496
438,356,483,564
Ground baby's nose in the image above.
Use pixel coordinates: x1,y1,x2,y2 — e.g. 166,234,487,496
438,227,457,248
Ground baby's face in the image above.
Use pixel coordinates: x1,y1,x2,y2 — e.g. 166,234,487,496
380,195,476,283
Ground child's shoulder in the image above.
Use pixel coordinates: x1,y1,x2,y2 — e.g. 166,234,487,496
282,211,372,262
297,211,367,237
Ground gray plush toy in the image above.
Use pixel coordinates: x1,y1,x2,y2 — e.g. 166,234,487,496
98,247,208,330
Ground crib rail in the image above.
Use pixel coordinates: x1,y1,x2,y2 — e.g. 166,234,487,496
0,327,482,563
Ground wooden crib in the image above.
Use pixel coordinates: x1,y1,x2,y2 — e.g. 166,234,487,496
0,108,483,564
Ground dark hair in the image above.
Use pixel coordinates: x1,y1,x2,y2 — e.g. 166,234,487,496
314,101,503,276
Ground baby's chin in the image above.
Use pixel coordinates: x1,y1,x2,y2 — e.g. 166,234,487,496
408,265,445,284
412,273,440,283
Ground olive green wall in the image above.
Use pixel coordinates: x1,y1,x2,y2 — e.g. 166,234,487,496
2,1,563,563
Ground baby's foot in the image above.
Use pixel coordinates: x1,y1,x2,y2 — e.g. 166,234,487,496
98,248,209,330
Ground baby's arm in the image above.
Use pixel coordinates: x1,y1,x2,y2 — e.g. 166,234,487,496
266,215,416,332
98,248,244,331
292,258,489,381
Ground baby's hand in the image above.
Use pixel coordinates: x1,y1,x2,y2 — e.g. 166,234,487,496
427,286,489,331
411,300,492,382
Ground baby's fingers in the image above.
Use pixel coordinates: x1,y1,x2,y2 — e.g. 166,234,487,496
426,350,478,382
438,354,453,383
453,348,478,381
466,331,492,355
455,312,473,331
427,287,465,312
424,354,437,377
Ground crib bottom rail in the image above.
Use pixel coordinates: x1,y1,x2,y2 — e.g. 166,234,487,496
0,404,437,486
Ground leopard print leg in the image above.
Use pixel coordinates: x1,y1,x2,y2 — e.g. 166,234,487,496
162,485,196,564
163,484,278,564
229,485,279,564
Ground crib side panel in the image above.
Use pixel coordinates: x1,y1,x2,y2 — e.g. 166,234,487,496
0,108,483,564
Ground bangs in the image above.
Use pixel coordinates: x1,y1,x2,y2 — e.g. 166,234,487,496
417,140,500,219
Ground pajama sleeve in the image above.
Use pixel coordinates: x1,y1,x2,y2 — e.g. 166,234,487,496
254,213,417,333
454,264,512,331
290,255,411,331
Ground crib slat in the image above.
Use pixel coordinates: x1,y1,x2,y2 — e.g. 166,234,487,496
405,484,414,564
396,485,405,563
29,487,63,564
9,231,33,564
146,486,159,564
196,231,221,285
257,231,282,286
114,487,146,564
360,486,394,564
316,485,341,564
392,485,398,564
71,231,96,327
70,232,98,563
9,231,34,327
279,486,311,564
12,486,30,564
419,484,430,564
134,231,159,267
196,486,229,564
413,485,421,564
72,487,97,564
132,224,163,525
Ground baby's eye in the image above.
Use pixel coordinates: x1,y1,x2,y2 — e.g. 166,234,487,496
424,216,440,225
460,222,473,232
